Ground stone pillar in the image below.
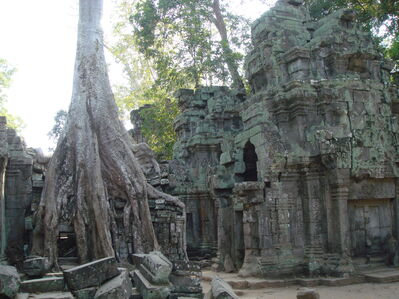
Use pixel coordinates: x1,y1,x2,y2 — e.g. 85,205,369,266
0,157,6,260
233,182,264,276
211,192,235,272
302,170,325,274
0,117,8,260
327,169,350,255
394,178,399,241
4,129,33,265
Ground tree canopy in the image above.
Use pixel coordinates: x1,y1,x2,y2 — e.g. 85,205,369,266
110,0,252,159
110,0,399,159
0,59,24,131
305,0,399,61
47,109,67,151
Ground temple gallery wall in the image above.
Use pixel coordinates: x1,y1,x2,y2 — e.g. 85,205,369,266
0,2,398,296
133,0,399,278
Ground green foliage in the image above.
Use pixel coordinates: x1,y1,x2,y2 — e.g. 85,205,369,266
0,58,14,93
131,0,215,87
0,59,24,131
48,109,67,151
129,0,249,87
386,36,399,61
48,110,67,141
111,0,251,159
137,98,179,160
305,0,399,62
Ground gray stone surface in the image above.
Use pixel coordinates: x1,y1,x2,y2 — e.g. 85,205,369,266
63,257,120,291
0,265,20,298
135,0,399,279
133,269,170,299
223,255,235,273
94,269,132,299
22,256,50,277
297,288,320,299
20,292,74,299
72,287,98,299
4,126,33,266
0,117,7,261
169,261,202,296
211,276,239,299
20,276,65,293
139,251,172,285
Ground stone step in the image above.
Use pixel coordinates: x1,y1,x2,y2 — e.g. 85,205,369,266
131,287,143,299
58,257,79,265
20,276,65,293
203,275,365,290
133,270,171,299
63,256,120,291
363,269,399,283
94,269,132,299
17,292,74,299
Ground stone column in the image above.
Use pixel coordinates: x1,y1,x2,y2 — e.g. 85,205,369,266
302,170,325,274
394,179,399,241
4,129,33,265
0,117,8,261
327,169,350,255
233,182,264,276
214,193,234,271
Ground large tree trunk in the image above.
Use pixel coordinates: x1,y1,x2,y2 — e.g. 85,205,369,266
32,0,176,268
211,0,245,91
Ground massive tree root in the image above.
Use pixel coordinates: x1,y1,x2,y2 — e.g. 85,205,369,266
32,0,180,268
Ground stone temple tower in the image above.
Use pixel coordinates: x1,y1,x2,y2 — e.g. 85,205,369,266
227,0,399,276
153,0,399,277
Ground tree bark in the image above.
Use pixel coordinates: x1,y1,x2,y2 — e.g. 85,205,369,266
32,0,177,268
211,0,245,91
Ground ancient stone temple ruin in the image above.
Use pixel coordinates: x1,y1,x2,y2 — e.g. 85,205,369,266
0,116,203,298
0,0,399,297
147,0,399,278
0,117,38,265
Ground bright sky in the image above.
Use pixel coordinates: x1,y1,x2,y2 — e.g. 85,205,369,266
0,0,274,153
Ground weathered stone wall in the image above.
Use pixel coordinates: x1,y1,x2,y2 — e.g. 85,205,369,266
153,0,399,278
0,117,8,260
213,0,398,277
130,104,152,144
0,114,187,266
163,87,244,259
0,118,36,265
128,142,187,262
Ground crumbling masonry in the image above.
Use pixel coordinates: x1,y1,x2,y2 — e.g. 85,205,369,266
0,1,397,294
147,0,399,277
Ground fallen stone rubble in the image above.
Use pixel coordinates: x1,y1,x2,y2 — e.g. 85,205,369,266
1,252,203,298
204,276,239,299
296,288,320,299
0,265,21,298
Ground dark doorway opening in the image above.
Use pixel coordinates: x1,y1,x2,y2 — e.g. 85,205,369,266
243,141,258,181
348,199,393,258
58,232,78,258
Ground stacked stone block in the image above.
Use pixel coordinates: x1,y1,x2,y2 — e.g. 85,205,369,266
149,197,186,261
146,0,399,279
169,87,244,259
169,260,203,298
132,251,172,299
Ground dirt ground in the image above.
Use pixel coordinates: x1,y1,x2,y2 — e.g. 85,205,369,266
201,270,399,299
202,281,399,299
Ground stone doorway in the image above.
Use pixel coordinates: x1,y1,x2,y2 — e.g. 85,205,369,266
57,232,78,259
243,141,258,181
348,199,393,257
